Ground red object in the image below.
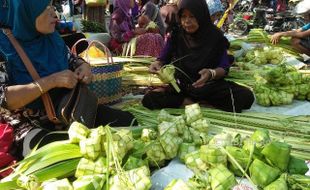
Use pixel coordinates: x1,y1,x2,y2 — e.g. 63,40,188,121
243,15,252,20
0,123,16,178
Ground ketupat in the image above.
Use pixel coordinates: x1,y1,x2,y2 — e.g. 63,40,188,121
141,128,157,142
41,178,73,190
250,129,271,151
185,103,203,124
200,145,227,168
264,174,288,190
109,166,151,190
159,133,183,159
75,157,107,178
158,65,181,93
185,150,209,173
226,146,250,176
261,141,291,172
190,118,209,133
208,133,233,148
178,143,198,162
79,135,102,160
249,159,281,188
157,109,175,123
68,122,90,143
73,175,105,190
209,164,237,190
145,141,166,167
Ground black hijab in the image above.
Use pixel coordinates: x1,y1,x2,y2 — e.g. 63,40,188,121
172,0,229,83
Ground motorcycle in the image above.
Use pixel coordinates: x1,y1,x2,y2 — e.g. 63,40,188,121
230,7,306,35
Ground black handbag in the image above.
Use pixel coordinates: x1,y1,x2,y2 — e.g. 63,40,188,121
3,28,98,128
56,83,98,128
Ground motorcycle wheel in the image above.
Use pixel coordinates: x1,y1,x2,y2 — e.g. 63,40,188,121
232,20,249,35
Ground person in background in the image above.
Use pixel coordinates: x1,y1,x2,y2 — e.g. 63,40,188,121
160,0,179,31
109,0,164,57
142,0,254,112
271,0,310,56
0,0,137,159
137,15,161,34
140,1,166,36
206,0,224,24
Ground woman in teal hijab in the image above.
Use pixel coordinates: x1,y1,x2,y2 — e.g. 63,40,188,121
0,0,136,128
2,0,69,85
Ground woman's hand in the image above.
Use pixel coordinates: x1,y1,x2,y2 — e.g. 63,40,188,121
149,61,162,73
270,32,282,45
192,69,211,88
74,62,93,84
50,70,79,89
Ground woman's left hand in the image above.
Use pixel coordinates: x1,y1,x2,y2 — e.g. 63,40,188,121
74,62,93,84
192,69,211,88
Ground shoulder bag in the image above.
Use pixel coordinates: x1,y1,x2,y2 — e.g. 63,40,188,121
2,29,98,128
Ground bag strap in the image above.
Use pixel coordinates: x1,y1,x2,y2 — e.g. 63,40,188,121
2,29,60,124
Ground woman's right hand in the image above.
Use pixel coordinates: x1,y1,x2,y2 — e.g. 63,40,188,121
149,61,162,73
50,70,79,89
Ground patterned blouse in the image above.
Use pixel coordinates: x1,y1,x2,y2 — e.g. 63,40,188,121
0,54,83,145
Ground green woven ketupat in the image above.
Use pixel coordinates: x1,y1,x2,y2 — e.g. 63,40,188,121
172,115,186,135
113,129,134,151
249,159,281,188
208,133,232,147
104,140,127,164
158,121,178,136
164,179,192,190
75,157,107,178
178,143,198,162
185,150,208,173
189,128,208,145
185,103,203,124
200,145,227,167
146,141,166,166
209,164,237,190
41,178,73,190
261,141,291,172
264,174,288,190
190,118,209,133
158,109,175,123
160,133,183,159
109,166,151,190
226,146,250,176
79,135,102,160
73,175,105,190
243,138,264,160
288,156,309,175
90,126,106,151
182,126,193,143
68,122,90,143
141,128,157,142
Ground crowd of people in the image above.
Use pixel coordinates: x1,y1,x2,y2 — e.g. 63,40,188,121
0,0,309,166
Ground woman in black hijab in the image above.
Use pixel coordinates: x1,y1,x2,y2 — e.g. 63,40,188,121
142,0,254,113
